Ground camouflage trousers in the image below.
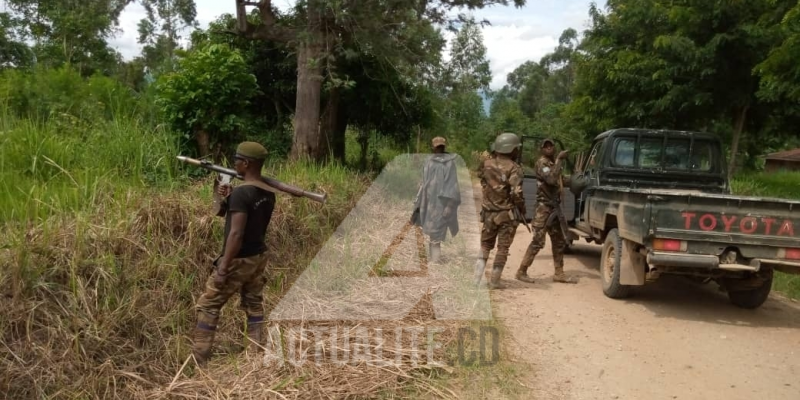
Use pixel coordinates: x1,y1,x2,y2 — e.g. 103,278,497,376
519,203,566,272
195,252,270,323
192,252,270,364
480,209,519,272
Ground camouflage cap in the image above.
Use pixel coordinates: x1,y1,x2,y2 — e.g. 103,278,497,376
432,136,447,147
236,141,268,160
541,138,555,148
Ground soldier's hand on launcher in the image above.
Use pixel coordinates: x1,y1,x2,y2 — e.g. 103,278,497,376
218,183,232,197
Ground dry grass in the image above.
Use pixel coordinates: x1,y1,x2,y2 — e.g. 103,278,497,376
0,161,495,399
0,168,366,399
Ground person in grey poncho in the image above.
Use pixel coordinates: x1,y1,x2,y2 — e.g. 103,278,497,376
412,136,461,263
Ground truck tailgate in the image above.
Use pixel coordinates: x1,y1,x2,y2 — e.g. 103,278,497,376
646,190,800,272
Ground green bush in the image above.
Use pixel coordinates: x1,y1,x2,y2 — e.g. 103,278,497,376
0,66,147,126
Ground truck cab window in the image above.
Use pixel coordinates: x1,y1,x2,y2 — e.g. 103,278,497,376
639,138,663,168
691,140,714,171
665,138,690,169
613,139,635,167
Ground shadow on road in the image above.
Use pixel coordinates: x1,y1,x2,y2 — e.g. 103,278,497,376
565,243,800,329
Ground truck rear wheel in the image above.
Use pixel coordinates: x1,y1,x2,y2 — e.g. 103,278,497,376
727,271,773,309
600,228,632,299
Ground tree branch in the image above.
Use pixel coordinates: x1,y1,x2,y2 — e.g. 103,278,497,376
234,0,296,43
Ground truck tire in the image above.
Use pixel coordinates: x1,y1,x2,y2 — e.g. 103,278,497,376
600,228,632,299
727,271,773,309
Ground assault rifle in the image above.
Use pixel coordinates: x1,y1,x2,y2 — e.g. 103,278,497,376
513,205,531,233
177,156,328,204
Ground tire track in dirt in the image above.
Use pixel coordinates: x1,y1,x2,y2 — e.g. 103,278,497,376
474,184,800,400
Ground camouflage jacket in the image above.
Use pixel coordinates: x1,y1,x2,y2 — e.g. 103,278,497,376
478,155,524,212
475,152,495,175
534,155,563,205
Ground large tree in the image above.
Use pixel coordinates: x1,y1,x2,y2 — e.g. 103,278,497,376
0,11,33,68
568,0,783,176
434,16,495,151
488,27,581,144
137,0,198,71
444,16,492,94
4,0,133,75
232,0,525,162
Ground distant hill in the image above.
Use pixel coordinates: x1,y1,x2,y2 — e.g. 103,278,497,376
480,90,492,115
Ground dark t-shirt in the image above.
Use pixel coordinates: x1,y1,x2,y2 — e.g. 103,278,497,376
221,184,276,258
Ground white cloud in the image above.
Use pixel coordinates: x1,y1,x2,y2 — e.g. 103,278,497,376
481,24,558,89
108,2,147,60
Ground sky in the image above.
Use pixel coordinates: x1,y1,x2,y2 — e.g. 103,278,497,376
1,0,606,90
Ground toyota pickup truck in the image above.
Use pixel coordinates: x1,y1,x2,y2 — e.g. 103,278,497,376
550,128,800,309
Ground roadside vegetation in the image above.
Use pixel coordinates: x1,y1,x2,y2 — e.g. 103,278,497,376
731,172,800,300
3,0,800,398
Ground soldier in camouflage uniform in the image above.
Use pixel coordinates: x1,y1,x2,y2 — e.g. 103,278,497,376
474,142,496,176
191,142,277,367
516,138,577,284
475,133,526,289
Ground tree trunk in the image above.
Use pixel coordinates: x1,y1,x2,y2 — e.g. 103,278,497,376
194,128,211,159
358,130,370,171
273,97,284,131
332,101,348,164
321,86,348,164
727,105,749,180
416,125,422,153
318,86,340,163
289,30,324,161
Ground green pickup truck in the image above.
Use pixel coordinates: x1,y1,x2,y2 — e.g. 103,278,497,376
551,128,800,309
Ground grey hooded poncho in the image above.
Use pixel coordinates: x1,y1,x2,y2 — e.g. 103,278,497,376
413,153,461,242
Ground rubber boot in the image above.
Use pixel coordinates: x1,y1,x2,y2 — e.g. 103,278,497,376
553,265,577,284
488,268,506,289
517,246,539,283
429,242,442,264
246,316,264,354
474,258,487,287
191,313,218,367
515,264,536,283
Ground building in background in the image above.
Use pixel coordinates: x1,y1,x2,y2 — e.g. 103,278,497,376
764,148,800,172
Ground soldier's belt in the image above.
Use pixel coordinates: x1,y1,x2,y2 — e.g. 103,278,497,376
482,208,514,213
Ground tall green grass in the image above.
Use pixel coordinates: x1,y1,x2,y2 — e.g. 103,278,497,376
0,105,181,223
731,170,800,300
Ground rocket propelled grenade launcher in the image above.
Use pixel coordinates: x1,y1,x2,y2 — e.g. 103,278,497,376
176,156,328,204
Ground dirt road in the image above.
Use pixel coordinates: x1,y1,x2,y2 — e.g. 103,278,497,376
489,226,800,400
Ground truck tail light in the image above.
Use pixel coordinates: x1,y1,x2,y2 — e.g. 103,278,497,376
653,238,686,252
782,248,800,260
